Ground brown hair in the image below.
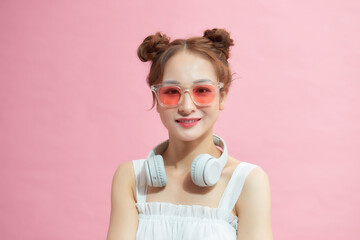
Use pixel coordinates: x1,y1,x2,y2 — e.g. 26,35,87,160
137,28,234,107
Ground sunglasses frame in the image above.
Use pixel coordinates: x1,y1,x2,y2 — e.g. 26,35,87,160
151,81,224,108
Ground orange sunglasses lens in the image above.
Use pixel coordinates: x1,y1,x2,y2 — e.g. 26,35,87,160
159,86,181,106
192,85,216,104
158,84,216,106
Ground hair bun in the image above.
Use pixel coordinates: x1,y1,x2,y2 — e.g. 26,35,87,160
203,28,234,59
137,32,170,62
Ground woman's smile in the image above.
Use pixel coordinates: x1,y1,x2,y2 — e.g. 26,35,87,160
175,118,201,128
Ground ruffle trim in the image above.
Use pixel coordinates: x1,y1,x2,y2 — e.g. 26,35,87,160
136,202,238,229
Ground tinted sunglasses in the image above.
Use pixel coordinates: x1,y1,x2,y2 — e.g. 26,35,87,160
151,81,224,107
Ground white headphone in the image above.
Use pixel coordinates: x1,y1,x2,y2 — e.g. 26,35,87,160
145,135,228,187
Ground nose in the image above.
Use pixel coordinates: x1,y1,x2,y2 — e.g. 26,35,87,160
178,91,196,115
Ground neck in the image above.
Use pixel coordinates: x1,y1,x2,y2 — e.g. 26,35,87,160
162,131,222,173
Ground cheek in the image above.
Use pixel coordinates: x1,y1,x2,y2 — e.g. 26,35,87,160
158,109,174,128
210,109,220,121
210,102,221,119
202,106,220,121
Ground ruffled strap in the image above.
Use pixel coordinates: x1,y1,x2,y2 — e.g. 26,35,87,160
132,159,148,203
218,162,258,212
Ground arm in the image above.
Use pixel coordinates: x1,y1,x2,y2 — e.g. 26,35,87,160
107,161,139,240
236,167,273,240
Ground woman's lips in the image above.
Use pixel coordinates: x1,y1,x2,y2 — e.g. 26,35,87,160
175,118,201,128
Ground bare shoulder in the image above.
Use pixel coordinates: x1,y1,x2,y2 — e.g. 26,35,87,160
234,164,273,239
107,160,138,239
243,165,270,192
226,157,271,193
114,160,135,179
237,165,271,206
112,160,136,201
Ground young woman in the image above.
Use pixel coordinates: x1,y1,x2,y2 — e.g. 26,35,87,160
107,28,273,240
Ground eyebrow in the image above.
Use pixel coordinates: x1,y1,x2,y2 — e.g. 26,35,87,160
162,79,212,84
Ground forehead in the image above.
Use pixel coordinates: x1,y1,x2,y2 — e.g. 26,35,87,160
162,79,212,85
162,51,217,85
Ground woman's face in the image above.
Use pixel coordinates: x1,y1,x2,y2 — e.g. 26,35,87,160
156,50,226,142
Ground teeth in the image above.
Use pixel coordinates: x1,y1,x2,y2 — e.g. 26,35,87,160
179,119,197,123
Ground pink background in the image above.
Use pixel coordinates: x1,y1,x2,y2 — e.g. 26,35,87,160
1,0,359,239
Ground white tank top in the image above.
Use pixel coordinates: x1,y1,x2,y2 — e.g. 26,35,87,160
132,159,258,240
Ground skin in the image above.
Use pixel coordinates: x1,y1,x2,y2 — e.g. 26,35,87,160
107,50,273,240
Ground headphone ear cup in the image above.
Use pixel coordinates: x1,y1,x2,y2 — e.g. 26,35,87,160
191,154,212,187
203,158,222,186
145,155,168,187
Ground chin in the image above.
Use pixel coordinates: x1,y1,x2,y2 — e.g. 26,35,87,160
169,128,213,143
